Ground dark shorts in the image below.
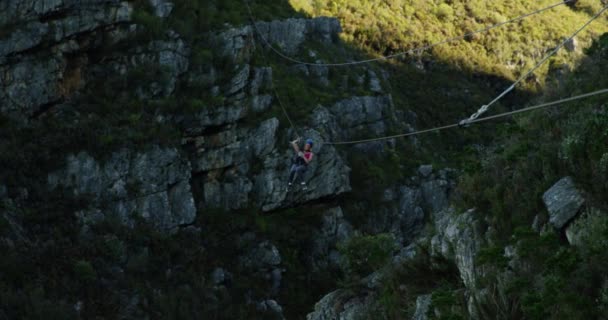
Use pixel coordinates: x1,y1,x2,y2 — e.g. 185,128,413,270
290,164,307,173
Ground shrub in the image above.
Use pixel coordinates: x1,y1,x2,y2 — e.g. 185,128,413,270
73,260,97,282
435,3,455,21
338,233,396,280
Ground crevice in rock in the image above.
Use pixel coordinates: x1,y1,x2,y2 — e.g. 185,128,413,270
30,98,64,119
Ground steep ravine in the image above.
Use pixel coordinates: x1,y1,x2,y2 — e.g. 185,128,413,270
2,1,607,319
0,1,433,318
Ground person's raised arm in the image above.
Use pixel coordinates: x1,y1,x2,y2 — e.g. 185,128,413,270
291,139,301,153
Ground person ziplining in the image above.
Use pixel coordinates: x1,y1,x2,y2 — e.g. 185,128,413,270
287,138,314,191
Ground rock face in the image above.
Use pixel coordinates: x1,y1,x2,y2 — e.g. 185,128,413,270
48,146,196,232
356,167,455,246
311,95,396,145
306,289,376,320
0,0,134,116
310,207,354,271
254,18,342,54
412,294,432,320
542,177,585,229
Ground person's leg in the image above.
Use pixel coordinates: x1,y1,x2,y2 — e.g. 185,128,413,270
298,166,308,189
289,165,297,184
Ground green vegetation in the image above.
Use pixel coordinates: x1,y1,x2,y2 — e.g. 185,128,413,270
338,233,396,280
450,33,608,319
368,245,463,319
290,0,608,86
3,0,608,318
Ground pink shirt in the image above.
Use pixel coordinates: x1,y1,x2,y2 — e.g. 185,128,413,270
304,151,313,162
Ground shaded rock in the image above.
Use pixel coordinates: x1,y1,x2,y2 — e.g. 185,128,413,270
418,165,433,178
250,67,273,95
257,300,285,320
227,64,250,96
421,179,450,214
193,118,279,172
542,177,585,229
413,294,432,320
148,0,174,18
240,241,281,270
429,207,488,319
312,96,397,148
210,268,226,286
252,129,351,212
565,37,578,52
255,18,341,55
368,70,382,93
48,146,196,232
431,208,484,290
311,207,354,271
306,289,375,320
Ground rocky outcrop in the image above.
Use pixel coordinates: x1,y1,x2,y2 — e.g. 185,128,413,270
306,288,376,320
356,166,455,245
48,146,196,232
0,0,133,116
542,176,586,229
311,95,396,147
254,18,341,55
310,207,354,271
238,239,283,296
213,17,341,62
412,294,432,320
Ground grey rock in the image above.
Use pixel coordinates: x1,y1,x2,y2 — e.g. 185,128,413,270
565,37,578,52
271,268,282,294
311,96,399,150
0,56,64,116
148,0,174,18
542,177,585,229
48,146,196,232
368,70,383,93
412,294,432,320
253,129,351,212
421,179,450,214
227,64,250,96
240,241,281,270
0,185,6,199
330,96,393,138
210,268,225,285
193,118,279,172
399,186,426,240
311,207,353,271
258,300,285,320
250,67,272,95
251,94,273,113
255,18,341,55
306,289,375,320
431,208,484,290
418,165,433,178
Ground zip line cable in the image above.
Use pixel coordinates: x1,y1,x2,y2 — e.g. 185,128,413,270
245,0,574,67
461,5,608,126
248,20,302,139
245,1,607,145
324,88,608,145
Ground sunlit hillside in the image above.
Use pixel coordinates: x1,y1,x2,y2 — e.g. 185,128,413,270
290,0,608,85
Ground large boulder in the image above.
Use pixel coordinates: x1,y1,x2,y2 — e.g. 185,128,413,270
252,129,351,212
48,146,196,232
542,177,585,229
310,207,354,271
